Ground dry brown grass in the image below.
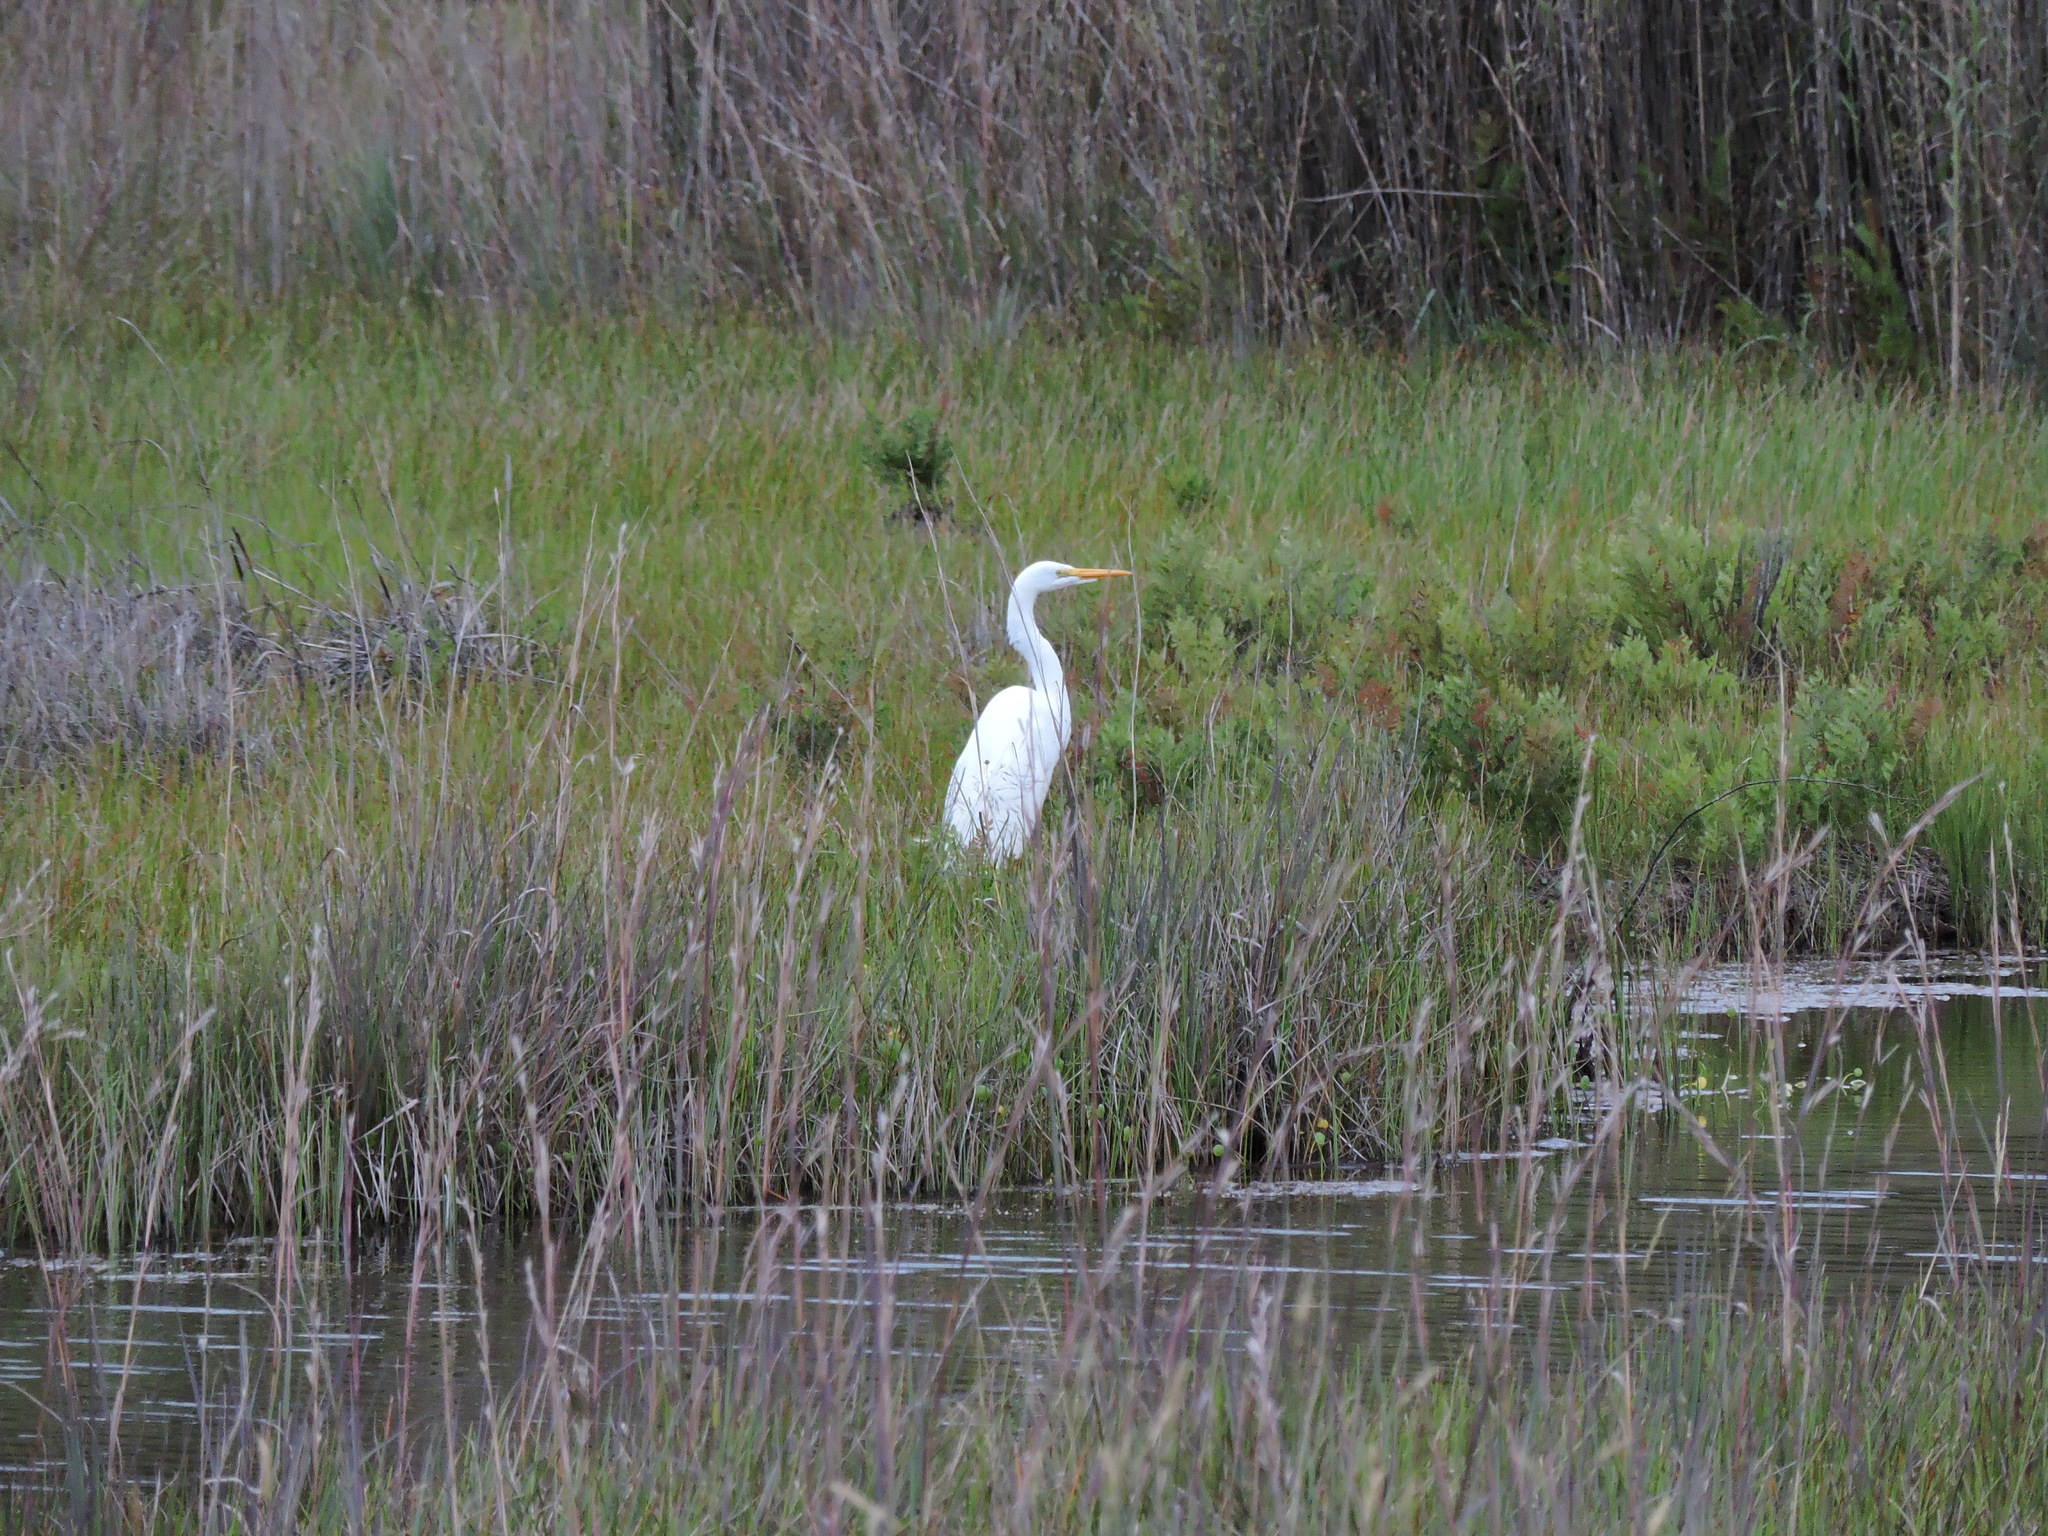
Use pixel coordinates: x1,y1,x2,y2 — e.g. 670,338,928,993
5,1,2046,376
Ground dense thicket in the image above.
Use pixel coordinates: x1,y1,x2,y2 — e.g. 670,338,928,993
6,1,2046,377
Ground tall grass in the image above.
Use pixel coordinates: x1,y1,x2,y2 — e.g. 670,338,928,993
7,830,2043,1531
5,312,2048,1239
270,1271,2048,1533
0,551,1548,1243
7,0,2048,380
7,12,2047,1516
1,469,2038,1522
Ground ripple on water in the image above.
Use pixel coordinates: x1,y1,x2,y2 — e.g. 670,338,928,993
0,957,2041,1486
1651,954,2048,1020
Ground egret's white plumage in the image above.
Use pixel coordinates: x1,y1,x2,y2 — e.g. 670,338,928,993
943,560,1129,861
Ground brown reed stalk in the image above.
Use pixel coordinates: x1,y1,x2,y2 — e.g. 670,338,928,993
5,2,2044,379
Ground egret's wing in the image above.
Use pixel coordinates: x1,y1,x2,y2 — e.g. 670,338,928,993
943,686,1065,860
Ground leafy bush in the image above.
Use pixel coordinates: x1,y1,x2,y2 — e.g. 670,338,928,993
1605,522,1790,670
1093,697,1205,806
1842,219,1918,369
1414,675,1585,842
1786,679,1906,821
1090,529,1373,809
1085,511,2048,911
1604,633,1739,716
1142,526,1369,675
860,408,953,498
1162,464,1216,511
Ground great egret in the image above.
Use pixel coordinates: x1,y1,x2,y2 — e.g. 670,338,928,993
943,560,1130,860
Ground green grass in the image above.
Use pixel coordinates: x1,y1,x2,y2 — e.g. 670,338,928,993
4,302,2048,1239
14,305,2048,811
6,301,2048,1531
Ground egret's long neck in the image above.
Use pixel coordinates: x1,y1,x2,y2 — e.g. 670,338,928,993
1007,585,1069,716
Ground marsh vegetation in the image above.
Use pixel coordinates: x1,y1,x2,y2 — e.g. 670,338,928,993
7,0,2048,1521
0,311,2044,1527
8,316,2048,1237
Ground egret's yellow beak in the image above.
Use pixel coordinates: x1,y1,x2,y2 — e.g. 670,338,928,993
1061,567,1132,580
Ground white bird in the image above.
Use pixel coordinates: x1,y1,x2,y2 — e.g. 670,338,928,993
943,560,1130,861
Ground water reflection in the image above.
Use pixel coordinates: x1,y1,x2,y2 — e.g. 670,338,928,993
1,955,2041,1485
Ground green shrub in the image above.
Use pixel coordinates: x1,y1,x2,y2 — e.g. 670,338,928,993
1162,464,1217,511
1842,218,1918,369
1604,633,1740,716
1605,521,1789,670
1086,529,1379,809
1414,674,1584,844
1143,526,1369,675
860,408,953,498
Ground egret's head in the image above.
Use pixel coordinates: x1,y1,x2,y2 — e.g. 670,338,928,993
1015,559,1132,597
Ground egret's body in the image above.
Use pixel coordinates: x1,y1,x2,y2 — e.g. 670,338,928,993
943,560,1128,861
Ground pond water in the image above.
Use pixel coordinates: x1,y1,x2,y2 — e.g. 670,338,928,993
2,955,2043,1487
